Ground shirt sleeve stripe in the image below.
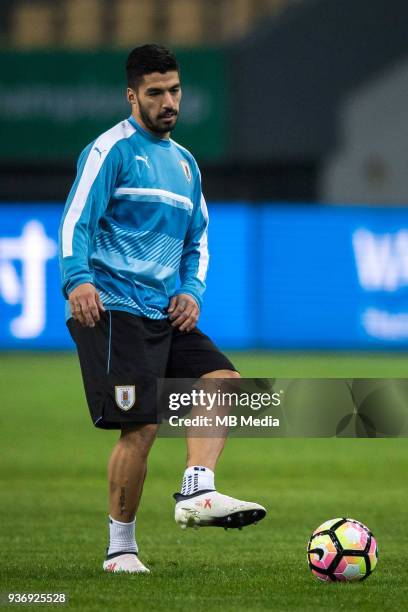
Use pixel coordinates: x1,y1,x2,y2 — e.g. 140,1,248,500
61,120,135,257
197,194,209,282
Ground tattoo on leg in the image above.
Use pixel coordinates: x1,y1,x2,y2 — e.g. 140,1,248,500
119,487,126,515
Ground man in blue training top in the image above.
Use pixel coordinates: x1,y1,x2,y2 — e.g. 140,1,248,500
59,44,266,574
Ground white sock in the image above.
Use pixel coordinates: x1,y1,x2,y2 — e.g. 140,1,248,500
107,516,138,557
180,466,215,496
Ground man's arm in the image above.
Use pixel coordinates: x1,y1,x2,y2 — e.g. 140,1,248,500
58,143,121,326
169,170,209,332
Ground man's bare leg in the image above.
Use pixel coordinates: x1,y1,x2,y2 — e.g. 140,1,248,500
104,423,158,572
186,370,240,470
175,370,266,529
109,423,158,521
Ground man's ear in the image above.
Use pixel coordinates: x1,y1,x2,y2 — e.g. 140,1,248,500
127,87,137,105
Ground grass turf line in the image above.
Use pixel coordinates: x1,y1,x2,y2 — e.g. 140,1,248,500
0,352,407,611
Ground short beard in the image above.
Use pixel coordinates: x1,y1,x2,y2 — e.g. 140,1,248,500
138,98,177,135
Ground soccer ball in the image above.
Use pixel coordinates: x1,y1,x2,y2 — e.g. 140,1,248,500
307,518,378,582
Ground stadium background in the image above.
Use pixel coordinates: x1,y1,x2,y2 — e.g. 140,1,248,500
1,1,408,610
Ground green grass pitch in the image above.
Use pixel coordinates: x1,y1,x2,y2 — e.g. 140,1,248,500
1,351,408,611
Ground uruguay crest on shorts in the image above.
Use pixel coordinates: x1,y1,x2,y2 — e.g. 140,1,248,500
115,385,136,411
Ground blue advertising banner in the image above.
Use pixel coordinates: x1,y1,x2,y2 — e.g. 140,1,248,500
0,203,408,349
258,206,408,348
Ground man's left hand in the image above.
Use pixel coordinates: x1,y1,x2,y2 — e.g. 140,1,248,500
168,293,199,332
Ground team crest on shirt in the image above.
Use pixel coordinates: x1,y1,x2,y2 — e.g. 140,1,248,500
180,160,192,182
115,386,136,411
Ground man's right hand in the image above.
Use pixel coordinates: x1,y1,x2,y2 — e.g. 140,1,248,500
68,283,105,327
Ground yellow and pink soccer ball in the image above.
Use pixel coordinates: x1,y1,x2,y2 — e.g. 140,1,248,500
307,518,378,582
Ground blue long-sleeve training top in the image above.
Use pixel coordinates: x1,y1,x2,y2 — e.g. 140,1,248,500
58,116,209,320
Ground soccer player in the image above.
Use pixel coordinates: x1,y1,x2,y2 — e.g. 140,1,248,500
59,44,266,574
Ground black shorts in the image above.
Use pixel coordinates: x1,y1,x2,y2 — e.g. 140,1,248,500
67,310,236,429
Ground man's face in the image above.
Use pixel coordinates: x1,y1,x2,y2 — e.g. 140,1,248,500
127,71,181,136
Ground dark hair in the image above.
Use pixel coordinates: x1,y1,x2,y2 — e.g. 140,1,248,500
126,44,179,89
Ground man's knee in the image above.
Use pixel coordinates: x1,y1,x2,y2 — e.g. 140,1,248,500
120,423,158,453
201,369,241,379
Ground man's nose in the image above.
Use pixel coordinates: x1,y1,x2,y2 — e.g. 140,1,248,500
162,91,175,108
